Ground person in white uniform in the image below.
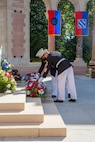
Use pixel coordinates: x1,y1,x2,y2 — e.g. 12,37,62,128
50,51,71,98
36,48,77,102
36,49,71,98
36,49,61,98
51,72,71,98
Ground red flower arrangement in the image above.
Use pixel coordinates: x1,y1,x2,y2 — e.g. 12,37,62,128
25,73,46,97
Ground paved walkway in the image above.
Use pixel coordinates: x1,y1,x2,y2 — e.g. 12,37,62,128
0,75,95,142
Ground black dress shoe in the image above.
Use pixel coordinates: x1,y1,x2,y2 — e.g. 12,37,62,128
51,95,56,98
54,99,64,103
68,93,71,98
68,99,76,102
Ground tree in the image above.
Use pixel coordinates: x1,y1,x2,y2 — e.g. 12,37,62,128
30,0,94,63
56,0,75,61
30,0,48,61
57,0,94,63
83,0,94,64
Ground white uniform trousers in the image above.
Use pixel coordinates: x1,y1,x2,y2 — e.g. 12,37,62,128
51,75,58,96
65,79,70,94
51,72,71,97
57,66,77,101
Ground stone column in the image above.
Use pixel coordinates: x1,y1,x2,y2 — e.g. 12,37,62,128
48,36,55,51
0,0,7,60
76,36,83,58
7,0,31,65
42,0,60,51
69,0,89,66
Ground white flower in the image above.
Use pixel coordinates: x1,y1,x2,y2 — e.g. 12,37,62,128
38,89,44,95
7,84,11,88
26,90,30,96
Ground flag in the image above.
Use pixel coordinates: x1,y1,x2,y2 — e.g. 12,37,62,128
75,11,88,36
48,10,61,36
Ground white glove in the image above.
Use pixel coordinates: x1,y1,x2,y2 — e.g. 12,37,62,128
37,72,41,76
36,73,41,79
38,77,43,82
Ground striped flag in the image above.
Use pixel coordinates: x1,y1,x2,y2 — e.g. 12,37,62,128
48,10,61,36
75,11,89,36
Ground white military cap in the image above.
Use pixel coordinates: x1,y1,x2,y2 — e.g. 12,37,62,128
36,48,49,58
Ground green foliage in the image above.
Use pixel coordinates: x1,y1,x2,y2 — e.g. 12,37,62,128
58,0,74,38
30,0,48,60
30,0,94,63
0,68,17,93
82,0,94,63
83,38,92,64
62,37,76,61
55,0,75,61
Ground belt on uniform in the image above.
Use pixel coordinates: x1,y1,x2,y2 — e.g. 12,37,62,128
56,58,65,68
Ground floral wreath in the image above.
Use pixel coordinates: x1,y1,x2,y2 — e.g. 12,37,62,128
25,73,46,97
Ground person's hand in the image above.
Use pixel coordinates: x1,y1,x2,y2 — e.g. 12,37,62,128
36,72,41,76
38,77,43,82
36,73,41,79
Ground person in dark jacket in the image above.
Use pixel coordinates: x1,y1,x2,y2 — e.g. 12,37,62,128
37,50,71,98
37,49,62,98
36,48,77,102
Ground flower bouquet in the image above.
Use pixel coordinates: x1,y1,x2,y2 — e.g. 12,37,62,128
1,58,13,73
0,68,17,93
1,59,21,81
25,73,46,98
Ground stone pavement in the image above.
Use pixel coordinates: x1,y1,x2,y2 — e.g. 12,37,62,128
0,75,95,142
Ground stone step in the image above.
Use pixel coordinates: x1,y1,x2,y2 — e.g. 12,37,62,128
39,99,67,137
0,98,44,123
16,81,26,87
0,93,25,111
0,97,66,137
